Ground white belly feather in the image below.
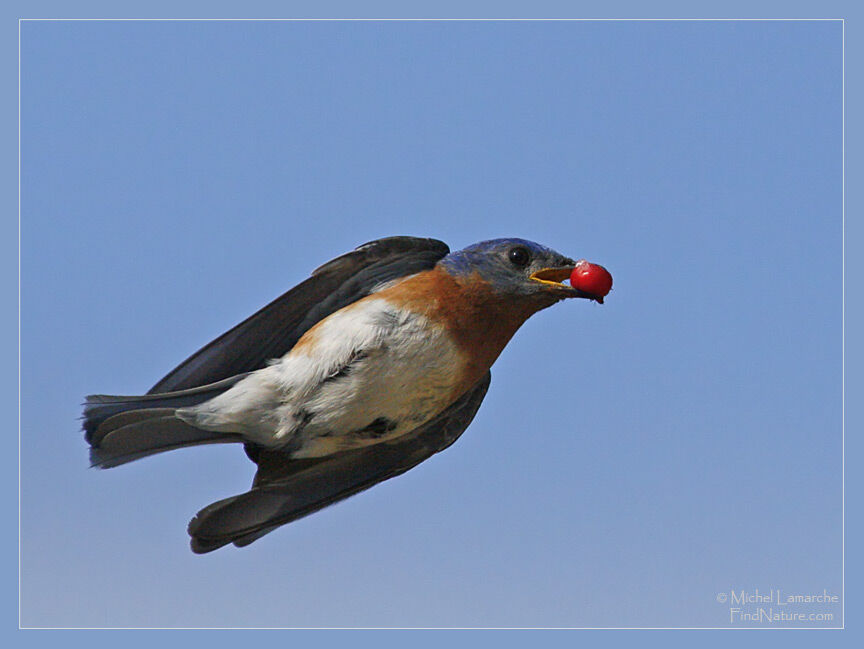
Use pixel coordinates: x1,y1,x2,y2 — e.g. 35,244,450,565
176,297,466,457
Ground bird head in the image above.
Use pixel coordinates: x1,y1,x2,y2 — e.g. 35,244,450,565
440,238,601,310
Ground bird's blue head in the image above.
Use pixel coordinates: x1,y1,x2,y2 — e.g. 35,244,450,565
440,238,600,307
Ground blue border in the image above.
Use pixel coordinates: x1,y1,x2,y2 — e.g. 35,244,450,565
7,2,860,647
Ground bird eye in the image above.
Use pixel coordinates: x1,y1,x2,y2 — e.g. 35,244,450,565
508,246,530,267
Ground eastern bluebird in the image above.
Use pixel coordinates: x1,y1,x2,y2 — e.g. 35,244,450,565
83,236,605,552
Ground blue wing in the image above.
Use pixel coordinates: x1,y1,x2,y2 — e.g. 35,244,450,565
148,236,450,393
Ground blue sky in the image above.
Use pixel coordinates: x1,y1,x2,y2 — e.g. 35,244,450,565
19,19,842,629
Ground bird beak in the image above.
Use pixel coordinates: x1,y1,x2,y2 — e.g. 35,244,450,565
529,267,600,301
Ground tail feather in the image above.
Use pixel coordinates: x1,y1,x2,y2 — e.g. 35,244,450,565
91,415,243,469
89,408,177,446
83,374,247,443
83,375,248,468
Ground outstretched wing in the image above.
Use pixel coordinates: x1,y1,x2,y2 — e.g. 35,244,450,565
187,371,491,553
148,236,450,394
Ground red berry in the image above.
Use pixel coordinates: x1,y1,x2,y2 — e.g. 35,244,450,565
570,260,613,302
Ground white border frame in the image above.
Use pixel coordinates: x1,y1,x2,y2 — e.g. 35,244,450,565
17,16,846,631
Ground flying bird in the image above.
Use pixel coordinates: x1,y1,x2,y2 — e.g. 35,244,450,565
83,236,606,553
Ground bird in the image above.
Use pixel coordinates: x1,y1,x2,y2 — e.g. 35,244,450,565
83,236,605,553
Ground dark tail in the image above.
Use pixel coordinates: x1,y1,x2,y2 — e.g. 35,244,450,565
83,375,248,468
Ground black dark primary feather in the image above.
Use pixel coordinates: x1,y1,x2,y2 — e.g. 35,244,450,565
149,236,449,393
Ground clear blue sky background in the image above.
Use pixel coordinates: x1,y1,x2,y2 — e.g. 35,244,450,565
20,19,842,629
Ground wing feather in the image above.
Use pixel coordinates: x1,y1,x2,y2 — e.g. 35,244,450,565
149,236,449,394
187,372,491,553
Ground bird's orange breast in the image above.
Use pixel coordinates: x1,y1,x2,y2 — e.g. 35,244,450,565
375,266,535,397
